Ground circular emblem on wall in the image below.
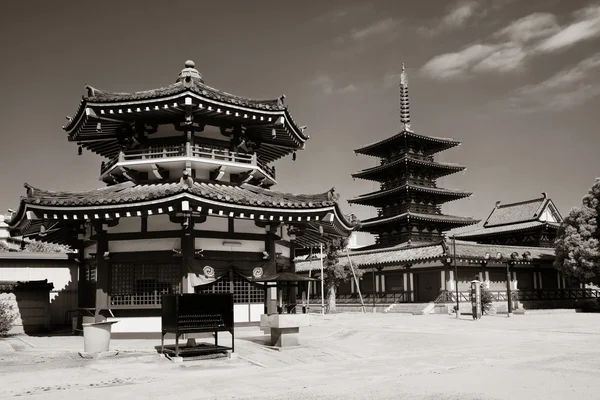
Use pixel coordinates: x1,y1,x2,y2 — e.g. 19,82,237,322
252,267,264,278
203,266,215,278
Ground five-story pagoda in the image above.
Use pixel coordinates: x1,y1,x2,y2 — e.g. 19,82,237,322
7,61,356,335
350,65,477,246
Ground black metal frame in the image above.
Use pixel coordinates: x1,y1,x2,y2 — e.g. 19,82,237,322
160,293,234,357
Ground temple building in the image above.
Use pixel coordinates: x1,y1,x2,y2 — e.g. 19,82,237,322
296,66,594,313
6,61,355,335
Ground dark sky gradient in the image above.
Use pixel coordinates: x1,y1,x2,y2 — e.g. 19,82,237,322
1,0,599,246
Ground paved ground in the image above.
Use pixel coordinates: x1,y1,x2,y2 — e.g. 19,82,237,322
1,313,600,399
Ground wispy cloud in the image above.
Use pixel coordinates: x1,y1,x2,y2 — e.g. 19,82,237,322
421,4,600,80
350,18,398,41
314,3,374,24
418,1,480,36
309,73,360,95
537,5,600,52
507,53,600,112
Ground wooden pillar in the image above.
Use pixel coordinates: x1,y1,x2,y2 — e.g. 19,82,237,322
289,239,297,313
447,270,455,291
380,273,386,292
440,270,446,290
533,271,538,289
537,271,543,289
409,272,415,301
556,271,561,289
94,224,108,322
180,213,195,293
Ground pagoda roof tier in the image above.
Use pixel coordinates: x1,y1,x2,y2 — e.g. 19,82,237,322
64,62,309,163
359,212,478,231
348,184,472,207
354,129,461,158
352,155,466,182
7,181,358,247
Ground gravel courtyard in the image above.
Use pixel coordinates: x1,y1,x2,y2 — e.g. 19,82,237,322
1,312,599,400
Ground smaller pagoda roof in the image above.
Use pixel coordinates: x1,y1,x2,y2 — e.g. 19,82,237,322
352,156,466,182
348,184,471,206
354,130,461,158
360,212,479,229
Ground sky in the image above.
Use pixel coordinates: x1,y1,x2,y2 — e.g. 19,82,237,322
1,0,599,246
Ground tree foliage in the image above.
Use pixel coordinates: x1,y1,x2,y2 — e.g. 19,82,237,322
0,301,17,336
555,178,600,286
322,237,364,313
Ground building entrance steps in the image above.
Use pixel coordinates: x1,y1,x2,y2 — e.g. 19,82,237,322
385,302,435,315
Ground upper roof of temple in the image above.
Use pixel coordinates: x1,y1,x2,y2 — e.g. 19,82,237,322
63,60,309,160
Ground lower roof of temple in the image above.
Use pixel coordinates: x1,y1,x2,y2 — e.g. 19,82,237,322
7,181,358,248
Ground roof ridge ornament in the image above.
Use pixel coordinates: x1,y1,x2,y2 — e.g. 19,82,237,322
177,60,204,85
399,63,411,131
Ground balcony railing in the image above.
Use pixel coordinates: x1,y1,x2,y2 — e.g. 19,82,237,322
301,291,413,304
434,288,600,304
100,143,276,180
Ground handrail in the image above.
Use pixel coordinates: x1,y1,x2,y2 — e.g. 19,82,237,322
100,143,276,180
434,288,600,303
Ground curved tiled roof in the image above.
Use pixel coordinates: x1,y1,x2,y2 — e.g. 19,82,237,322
348,183,471,205
20,181,338,209
361,212,479,227
84,80,285,111
352,156,465,181
354,130,461,157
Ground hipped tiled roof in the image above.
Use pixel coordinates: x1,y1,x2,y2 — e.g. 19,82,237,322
294,239,555,272
485,196,550,227
20,181,338,209
450,220,560,238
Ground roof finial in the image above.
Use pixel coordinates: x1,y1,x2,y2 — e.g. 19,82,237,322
177,59,203,84
399,63,411,131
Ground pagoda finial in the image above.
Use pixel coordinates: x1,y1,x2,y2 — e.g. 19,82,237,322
399,63,411,131
177,59,203,85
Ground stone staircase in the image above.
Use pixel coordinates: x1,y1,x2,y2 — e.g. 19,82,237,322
385,302,434,315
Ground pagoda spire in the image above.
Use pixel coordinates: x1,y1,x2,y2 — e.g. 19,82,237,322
399,63,411,131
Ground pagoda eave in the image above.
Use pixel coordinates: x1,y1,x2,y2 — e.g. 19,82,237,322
360,213,479,229
348,186,472,206
354,130,461,158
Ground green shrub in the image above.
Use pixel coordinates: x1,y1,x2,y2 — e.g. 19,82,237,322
480,287,494,315
0,301,17,335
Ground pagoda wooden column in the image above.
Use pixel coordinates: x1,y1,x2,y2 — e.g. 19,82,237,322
94,223,109,322
180,214,195,294
265,225,277,314
289,238,297,313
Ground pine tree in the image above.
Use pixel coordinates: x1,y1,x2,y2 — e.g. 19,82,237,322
323,238,363,313
554,178,600,285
